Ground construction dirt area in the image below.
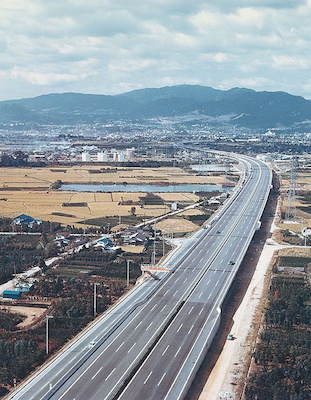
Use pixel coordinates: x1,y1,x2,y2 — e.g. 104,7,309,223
0,305,47,329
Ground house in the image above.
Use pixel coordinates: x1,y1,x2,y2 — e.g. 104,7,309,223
16,282,34,292
2,290,21,300
54,232,72,247
13,214,42,228
94,238,115,249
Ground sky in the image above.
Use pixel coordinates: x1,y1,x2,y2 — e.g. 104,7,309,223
1,0,311,101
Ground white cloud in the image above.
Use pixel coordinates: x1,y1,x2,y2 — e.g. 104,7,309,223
1,0,311,100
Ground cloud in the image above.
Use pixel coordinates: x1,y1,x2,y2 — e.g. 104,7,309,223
1,0,311,100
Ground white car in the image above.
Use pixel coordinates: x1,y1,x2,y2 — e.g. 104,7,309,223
88,340,96,349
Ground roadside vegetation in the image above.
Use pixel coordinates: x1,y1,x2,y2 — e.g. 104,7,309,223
0,221,171,395
246,250,311,400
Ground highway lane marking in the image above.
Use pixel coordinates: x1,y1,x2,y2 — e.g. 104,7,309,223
162,345,169,356
163,289,169,296
174,346,182,358
206,279,211,286
134,321,143,330
200,257,204,262
105,368,116,381
91,367,103,380
188,325,194,334
146,321,153,331
198,308,204,316
177,323,183,333
188,306,194,315
183,278,188,283
216,279,220,286
150,303,158,312
143,371,153,385
128,342,137,353
198,292,203,299
208,292,212,299
160,304,167,312
173,290,178,297
157,373,166,386
115,341,125,352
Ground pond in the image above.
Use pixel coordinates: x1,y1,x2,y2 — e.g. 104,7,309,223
60,183,229,193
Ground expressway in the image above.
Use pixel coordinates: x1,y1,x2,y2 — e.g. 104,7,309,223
9,155,272,400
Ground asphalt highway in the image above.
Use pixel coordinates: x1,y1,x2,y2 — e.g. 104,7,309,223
8,155,272,400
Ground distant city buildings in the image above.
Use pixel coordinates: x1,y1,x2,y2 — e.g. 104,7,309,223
81,147,135,163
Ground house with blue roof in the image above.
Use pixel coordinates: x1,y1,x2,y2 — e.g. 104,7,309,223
13,214,42,228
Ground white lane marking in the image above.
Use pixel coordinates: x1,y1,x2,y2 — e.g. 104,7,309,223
91,367,103,380
134,321,143,330
158,373,166,386
115,342,124,352
183,278,188,283
128,342,136,353
188,306,194,315
163,290,169,296
105,368,116,382
144,371,153,385
177,323,183,333
188,325,194,334
160,304,167,312
162,345,169,356
146,321,153,331
174,346,182,358
198,292,203,298
173,290,178,297
199,307,204,316
216,279,220,286
208,293,212,299
150,303,157,312
200,257,204,262
206,279,211,286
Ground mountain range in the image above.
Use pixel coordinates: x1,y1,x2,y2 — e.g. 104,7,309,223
1,85,311,131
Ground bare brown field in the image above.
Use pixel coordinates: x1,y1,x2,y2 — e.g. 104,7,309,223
0,166,215,227
155,218,199,234
0,166,226,189
278,169,311,233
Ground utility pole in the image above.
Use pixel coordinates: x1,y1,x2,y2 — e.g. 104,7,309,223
285,156,298,221
93,282,100,318
152,223,156,266
162,233,165,257
126,260,132,287
46,315,54,355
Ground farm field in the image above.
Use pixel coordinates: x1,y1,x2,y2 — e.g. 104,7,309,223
0,166,224,227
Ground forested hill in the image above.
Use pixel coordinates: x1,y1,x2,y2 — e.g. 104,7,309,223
1,84,311,130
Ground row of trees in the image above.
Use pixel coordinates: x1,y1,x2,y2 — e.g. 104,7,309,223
246,275,311,399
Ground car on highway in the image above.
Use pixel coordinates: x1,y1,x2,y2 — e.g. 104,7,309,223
88,340,96,349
